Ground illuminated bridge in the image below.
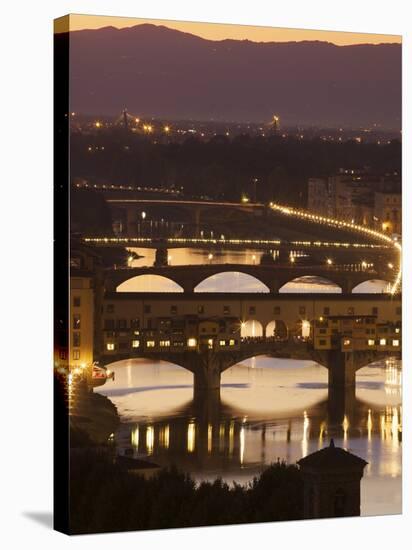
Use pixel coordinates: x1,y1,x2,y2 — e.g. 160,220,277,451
96,292,401,404
84,200,401,292
104,263,393,294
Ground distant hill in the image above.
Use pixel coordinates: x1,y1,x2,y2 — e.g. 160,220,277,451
66,24,401,128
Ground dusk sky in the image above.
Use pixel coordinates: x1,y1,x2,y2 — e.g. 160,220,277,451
55,13,401,46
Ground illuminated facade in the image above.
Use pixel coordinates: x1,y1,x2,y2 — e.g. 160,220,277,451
70,275,94,368
374,191,402,235
99,294,401,358
311,315,401,352
307,170,401,233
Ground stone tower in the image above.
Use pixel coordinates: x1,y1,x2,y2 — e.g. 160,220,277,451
297,439,368,519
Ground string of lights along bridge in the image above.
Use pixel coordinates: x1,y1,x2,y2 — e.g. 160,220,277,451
83,201,401,294
268,203,402,295
83,236,388,250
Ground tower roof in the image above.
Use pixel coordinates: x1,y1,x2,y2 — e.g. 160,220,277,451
297,439,368,471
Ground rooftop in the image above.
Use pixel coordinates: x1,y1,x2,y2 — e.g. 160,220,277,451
297,439,368,470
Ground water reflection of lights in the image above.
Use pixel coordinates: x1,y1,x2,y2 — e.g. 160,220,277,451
342,415,349,445
379,406,402,446
229,421,235,456
240,426,245,465
159,425,169,449
187,421,196,453
318,421,326,447
367,410,373,441
219,423,225,452
207,424,213,454
384,360,402,397
131,425,139,448
146,426,154,455
302,411,310,457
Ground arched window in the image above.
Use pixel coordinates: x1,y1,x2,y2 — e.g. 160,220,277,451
241,320,263,337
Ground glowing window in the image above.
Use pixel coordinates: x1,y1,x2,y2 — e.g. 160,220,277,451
146,340,155,348
229,339,235,346
132,340,140,348
219,340,226,346
160,340,170,347
392,340,399,346
187,338,197,348
301,320,311,338
380,339,386,346
106,343,115,351
343,339,351,346
368,339,375,346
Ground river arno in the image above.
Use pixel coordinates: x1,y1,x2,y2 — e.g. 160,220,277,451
97,356,402,517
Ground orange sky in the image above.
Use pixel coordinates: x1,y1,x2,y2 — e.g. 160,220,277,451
54,14,401,45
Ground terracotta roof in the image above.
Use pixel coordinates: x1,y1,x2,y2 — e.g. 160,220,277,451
297,439,368,470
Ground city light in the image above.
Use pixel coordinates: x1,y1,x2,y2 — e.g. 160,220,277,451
269,202,402,294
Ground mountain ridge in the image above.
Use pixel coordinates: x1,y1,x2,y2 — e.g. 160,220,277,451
66,24,401,127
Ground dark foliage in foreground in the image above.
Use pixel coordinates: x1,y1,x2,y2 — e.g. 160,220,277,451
70,452,303,534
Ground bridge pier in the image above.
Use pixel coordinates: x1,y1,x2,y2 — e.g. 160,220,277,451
328,350,357,390
192,358,222,392
192,387,221,424
154,245,169,267
326,350,358,424
327,385,357,425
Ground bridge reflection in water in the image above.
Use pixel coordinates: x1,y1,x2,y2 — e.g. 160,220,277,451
97,357,402,516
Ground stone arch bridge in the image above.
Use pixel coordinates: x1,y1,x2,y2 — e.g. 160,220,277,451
100,339,400,404
105,263,389,294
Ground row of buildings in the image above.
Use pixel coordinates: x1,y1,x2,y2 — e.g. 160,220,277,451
307,169,401,235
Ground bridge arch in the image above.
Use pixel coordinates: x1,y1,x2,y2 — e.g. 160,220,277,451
265,320,289,339
241,319,264,337
351,279,392,294
116,274,184,293
279,275,342,294
194,271,270,293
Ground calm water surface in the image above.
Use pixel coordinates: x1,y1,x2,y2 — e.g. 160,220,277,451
97,356,402,517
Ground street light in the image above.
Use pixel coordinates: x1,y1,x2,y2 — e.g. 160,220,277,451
252,177,259,203
141,211,146,220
